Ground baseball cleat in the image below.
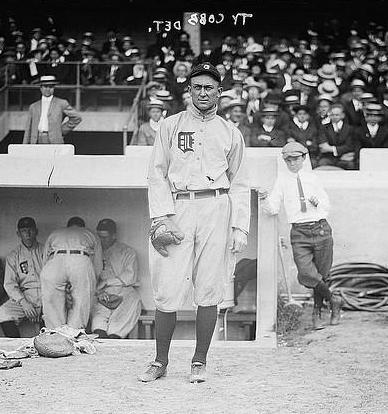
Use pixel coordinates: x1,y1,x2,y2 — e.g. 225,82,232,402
138,361,167,382
330,293,344,325
190,362,207,383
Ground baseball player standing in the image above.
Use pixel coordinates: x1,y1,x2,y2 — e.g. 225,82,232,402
40,216,103,329
138,62,250,383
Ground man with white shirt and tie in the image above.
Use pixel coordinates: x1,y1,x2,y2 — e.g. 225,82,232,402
258,142,343,330
354,103,388,167
23,75,82,144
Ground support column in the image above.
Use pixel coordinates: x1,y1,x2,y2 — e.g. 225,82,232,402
255,170,278,348
183,12,201,56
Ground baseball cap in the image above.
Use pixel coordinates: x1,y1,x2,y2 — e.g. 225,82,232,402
97,218,117,233
17,217,37,229
189,62,221,83
282,142,308,158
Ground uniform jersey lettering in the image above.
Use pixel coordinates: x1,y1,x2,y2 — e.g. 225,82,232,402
178,131,195,153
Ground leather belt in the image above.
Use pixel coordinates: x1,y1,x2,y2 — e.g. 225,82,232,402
51,250,90,257
292,219,327,228
175,188,228,200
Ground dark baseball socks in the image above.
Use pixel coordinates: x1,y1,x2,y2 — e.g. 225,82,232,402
154,305,218,367
314,280,332,302
192,305,218,365
155,309,177,366
1,321,20,337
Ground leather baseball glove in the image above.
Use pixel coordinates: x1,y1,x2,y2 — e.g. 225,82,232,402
150,218,184,257
33,330,75,358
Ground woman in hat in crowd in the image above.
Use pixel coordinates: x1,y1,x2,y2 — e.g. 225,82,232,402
135,100,165,146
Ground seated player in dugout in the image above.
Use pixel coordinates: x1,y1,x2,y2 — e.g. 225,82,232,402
91,219,141,339
0,217,44,337
258,142,343,330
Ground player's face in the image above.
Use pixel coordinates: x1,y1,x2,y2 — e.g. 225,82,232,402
17,227,38,248
97,230,116,250
284,155,305,173
189,75,222,111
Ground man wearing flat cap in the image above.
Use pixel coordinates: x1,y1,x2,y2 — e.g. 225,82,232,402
0,217,44,337
139,62,250,383
23,75,82,144
91,219,141,339
259,142,343,330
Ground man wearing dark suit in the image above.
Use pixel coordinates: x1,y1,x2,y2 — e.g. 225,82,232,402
193,40,219,66
250,107,287,147
288,105,319,166
317,103,356,169
342,79,366,126
353,103,388,167
23,76,82,144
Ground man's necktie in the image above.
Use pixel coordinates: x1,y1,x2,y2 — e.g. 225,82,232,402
297,174,307,212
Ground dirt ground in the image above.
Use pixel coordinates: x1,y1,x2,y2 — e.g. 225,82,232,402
0,309,387,414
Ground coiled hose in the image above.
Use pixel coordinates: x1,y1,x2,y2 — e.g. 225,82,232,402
328,262,388,312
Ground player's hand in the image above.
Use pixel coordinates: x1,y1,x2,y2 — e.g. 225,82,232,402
20,298,39,322
309,196,319,207
229,228,248,254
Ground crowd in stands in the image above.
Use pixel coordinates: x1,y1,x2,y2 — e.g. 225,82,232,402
1,16,388,168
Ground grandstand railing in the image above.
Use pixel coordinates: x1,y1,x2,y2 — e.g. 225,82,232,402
1,61,152,113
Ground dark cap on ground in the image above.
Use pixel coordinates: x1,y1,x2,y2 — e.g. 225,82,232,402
97,218,117,233
282,142,308,158
188,62,221,83
17,217,37,229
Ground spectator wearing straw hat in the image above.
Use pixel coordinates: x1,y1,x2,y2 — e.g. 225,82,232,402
317,103,356,170
155,89,175,117
317,80,340,99
315,95,334,129
136,100,165,146
23,75,82,144
250,106,287,147
354,103,388,166
342,79,366,126
226,99,252,146
294,74,319,109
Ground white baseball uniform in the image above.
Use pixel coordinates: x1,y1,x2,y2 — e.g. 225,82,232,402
40,227,103,329
91,241,142,338
148,104,250,312
0,242,44,323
